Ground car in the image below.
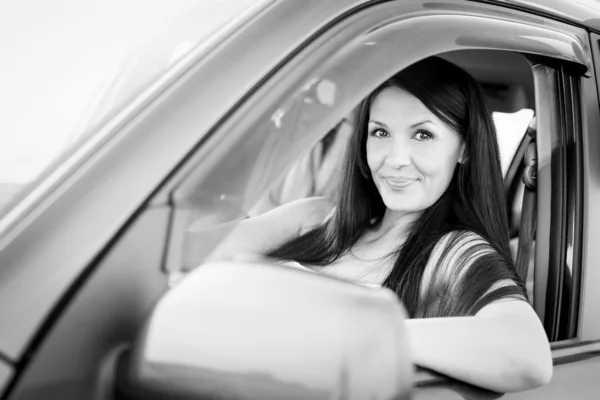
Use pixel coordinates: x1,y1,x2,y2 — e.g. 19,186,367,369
1,0,599,399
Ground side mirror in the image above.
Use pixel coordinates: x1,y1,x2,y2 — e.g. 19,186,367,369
118,260,413,399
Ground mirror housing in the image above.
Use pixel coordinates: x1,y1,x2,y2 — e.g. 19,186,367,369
118,260,413,399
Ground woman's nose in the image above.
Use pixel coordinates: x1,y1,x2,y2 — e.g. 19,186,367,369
384,139,412,168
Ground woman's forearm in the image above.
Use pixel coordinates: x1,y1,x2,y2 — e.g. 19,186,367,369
202,197,333,263
404,303,552,393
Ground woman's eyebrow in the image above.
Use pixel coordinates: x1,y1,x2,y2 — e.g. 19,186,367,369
410,120,435,128
369,119,437,129
368,120,390,129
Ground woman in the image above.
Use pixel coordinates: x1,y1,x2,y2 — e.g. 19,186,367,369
208,56,552,392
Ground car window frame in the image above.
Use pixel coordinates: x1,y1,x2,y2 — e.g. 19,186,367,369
528,57,587,343
578,32,600,341
536,29,600,378
549,63,584,342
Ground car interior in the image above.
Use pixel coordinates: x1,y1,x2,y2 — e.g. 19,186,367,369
443,50,537,301
444,50,537,302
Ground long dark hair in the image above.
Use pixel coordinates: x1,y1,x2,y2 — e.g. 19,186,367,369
268,56,527,318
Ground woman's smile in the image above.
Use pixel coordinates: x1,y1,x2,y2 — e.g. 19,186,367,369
383,176,418,190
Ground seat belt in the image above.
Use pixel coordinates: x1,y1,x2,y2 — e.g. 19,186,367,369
515,120,537,283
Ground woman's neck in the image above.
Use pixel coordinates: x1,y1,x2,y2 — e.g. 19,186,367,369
347,208,420,264
368,208,421,243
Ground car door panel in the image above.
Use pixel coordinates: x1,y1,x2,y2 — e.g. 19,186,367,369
5,208,170,400
504,353,600,399
580,32,600,340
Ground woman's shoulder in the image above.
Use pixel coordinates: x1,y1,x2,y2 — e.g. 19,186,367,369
432,230,492,255
425,230,495,275
422,230,513,296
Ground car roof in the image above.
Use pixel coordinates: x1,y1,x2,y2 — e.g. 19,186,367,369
341,0,600,31
464,0,600,31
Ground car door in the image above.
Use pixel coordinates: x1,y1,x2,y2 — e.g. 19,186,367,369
501,31,600,400
158,1,598,399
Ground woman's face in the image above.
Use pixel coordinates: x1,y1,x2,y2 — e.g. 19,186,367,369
366,86,465,214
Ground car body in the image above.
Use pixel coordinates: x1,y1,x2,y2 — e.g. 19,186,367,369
1,0,600,399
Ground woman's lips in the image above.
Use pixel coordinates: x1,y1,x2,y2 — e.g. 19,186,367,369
383,177,417,190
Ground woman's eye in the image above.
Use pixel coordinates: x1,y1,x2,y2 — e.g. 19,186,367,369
370,128,390,138
413,130,433,141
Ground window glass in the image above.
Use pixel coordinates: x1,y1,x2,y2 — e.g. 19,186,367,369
0,0,263,218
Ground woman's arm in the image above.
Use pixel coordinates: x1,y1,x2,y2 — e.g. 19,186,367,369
204,196,334,262
405,299,553,393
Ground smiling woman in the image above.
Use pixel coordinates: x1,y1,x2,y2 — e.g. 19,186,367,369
208,56,552,392
366,87,466,214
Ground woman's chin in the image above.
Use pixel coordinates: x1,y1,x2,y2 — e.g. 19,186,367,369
381,199,422,215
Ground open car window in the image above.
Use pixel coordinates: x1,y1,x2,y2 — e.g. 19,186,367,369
174,50,537,278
